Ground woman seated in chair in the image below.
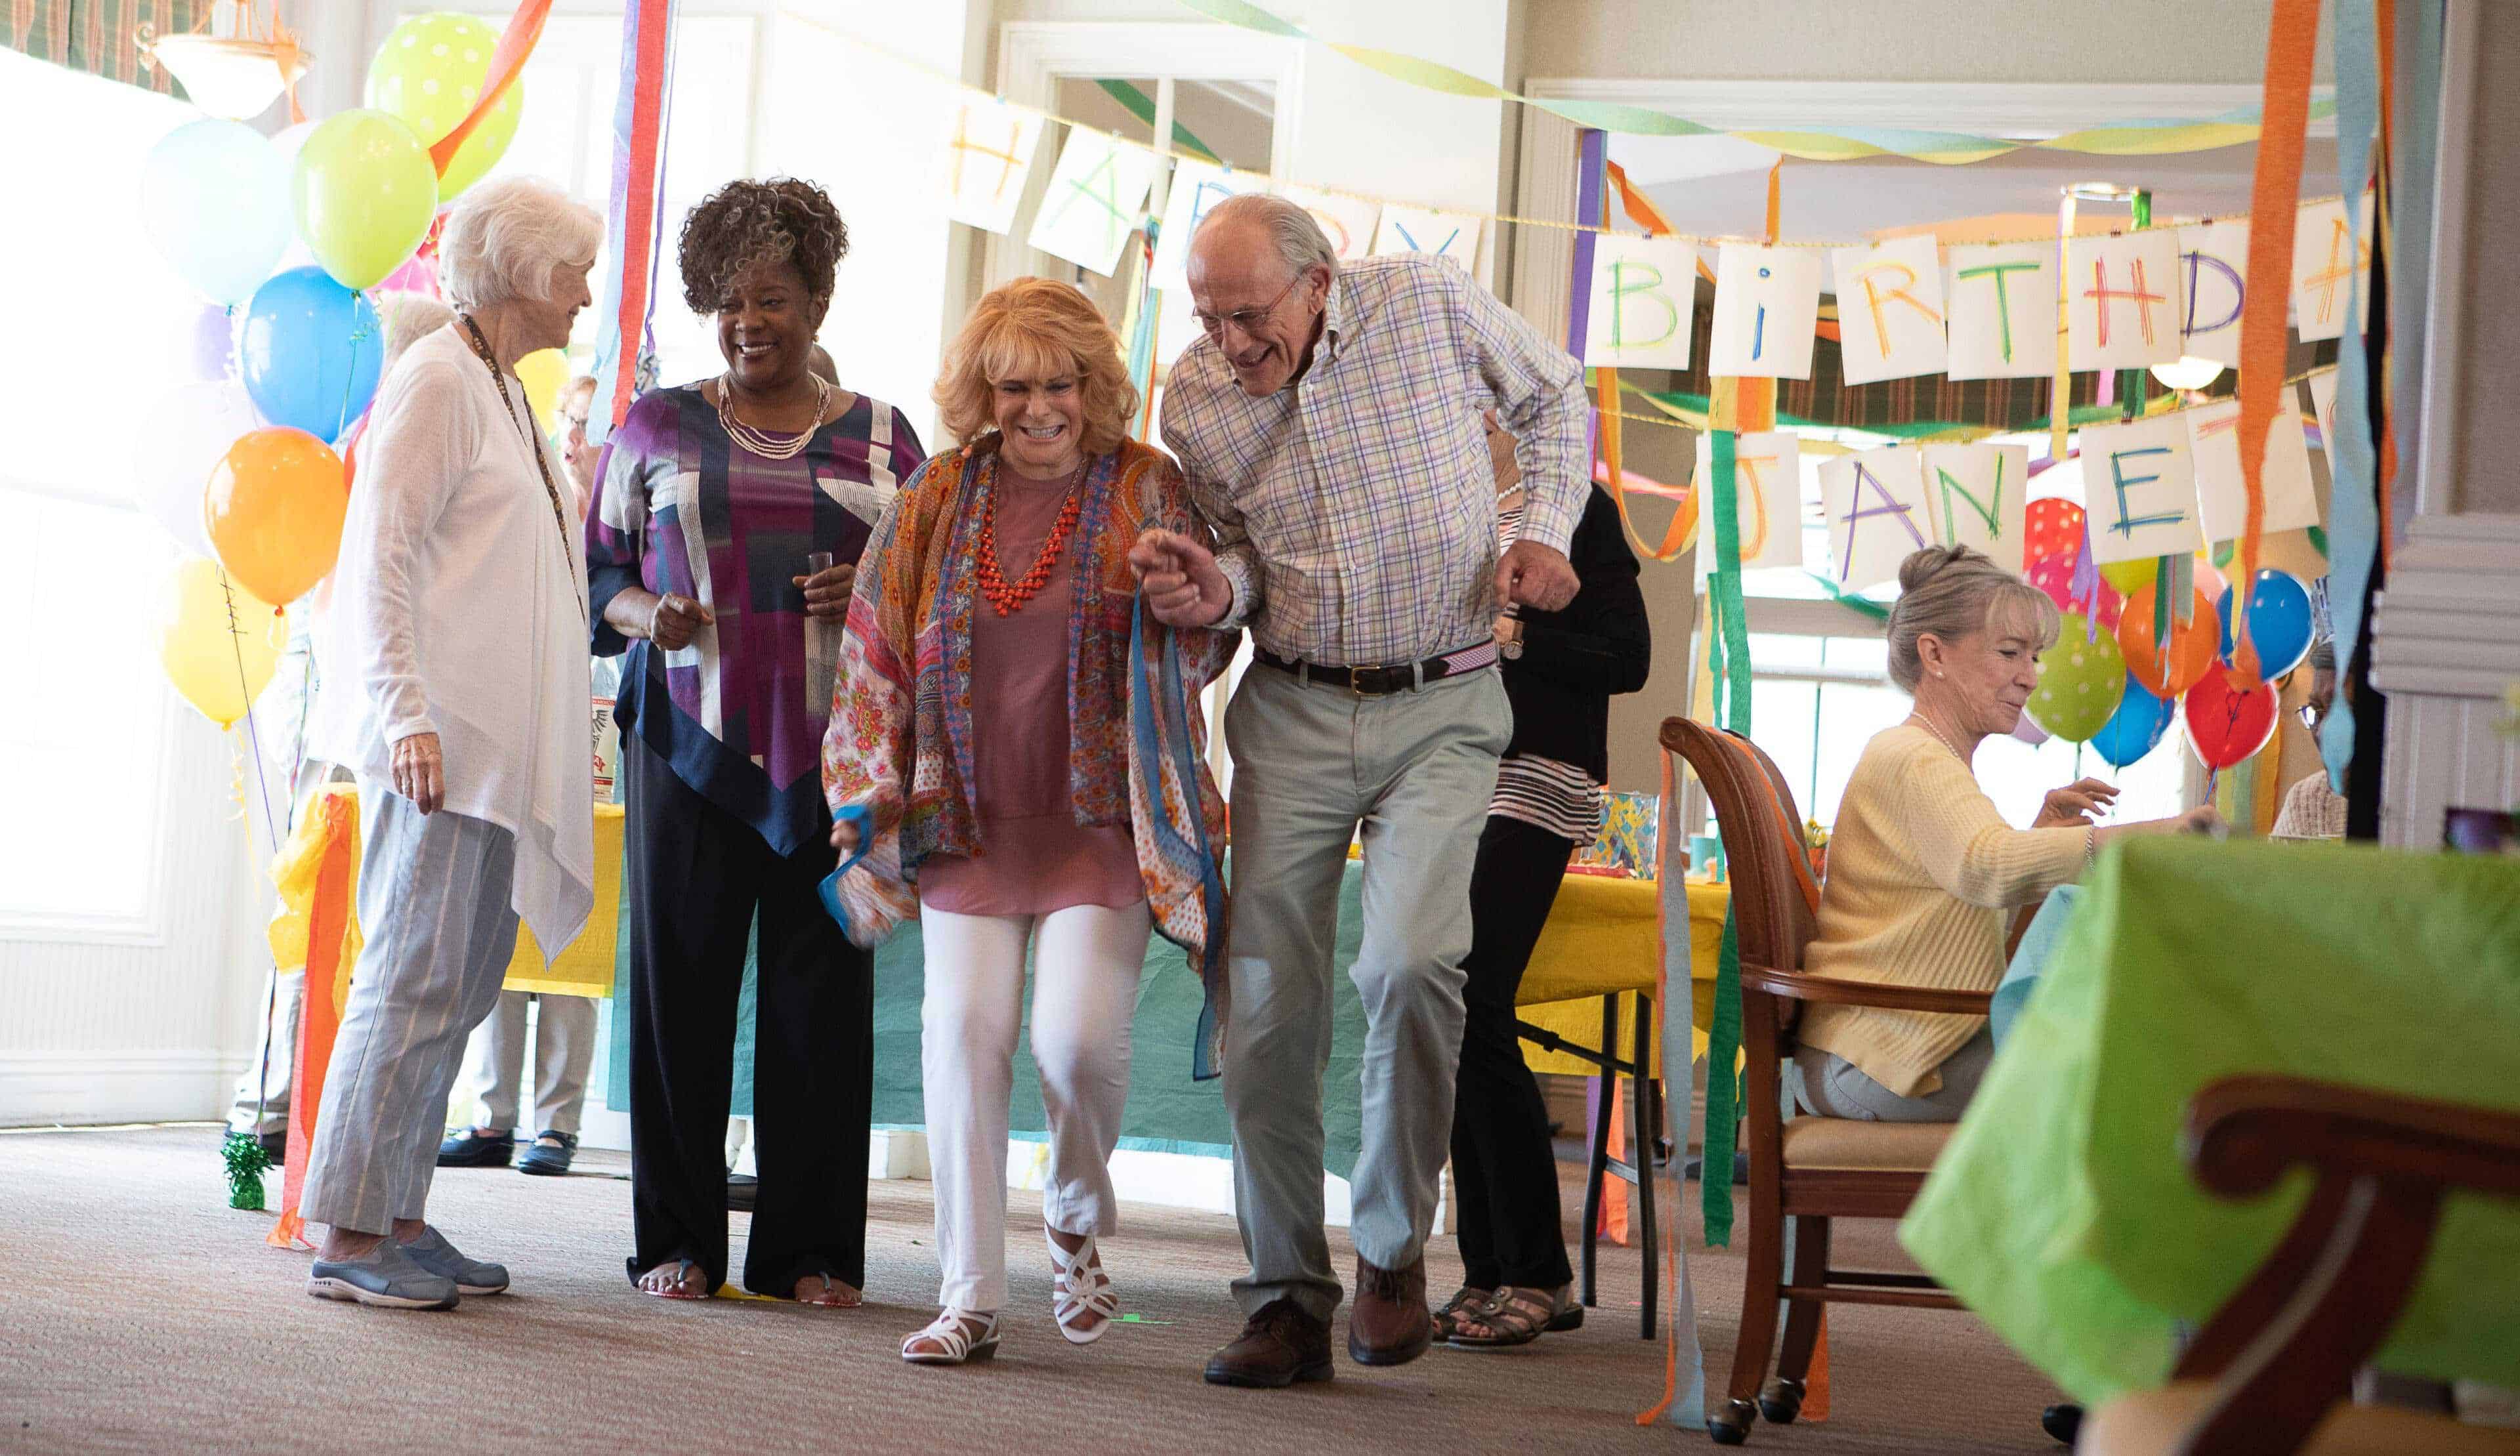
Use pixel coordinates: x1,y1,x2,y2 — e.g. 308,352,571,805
1792,545,2221,1123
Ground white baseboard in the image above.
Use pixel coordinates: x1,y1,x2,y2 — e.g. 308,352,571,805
0,1049,251,1127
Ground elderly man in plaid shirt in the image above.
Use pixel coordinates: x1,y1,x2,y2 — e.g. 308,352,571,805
1129,193,1587,1387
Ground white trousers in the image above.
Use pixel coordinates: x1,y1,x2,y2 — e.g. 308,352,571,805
459,989,598,1134
918,899,1151,1313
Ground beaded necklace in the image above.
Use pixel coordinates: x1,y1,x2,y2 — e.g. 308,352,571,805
975,455,1087,617
714,371,831,461
457,314,585,624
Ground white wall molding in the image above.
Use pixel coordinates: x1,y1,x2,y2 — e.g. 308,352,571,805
1519,79,2337,140
0,1049,251,1128
2371,512,2520,848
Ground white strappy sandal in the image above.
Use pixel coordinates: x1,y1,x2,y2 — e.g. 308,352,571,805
901,1308,1000,1365
1047,1228,1121,1344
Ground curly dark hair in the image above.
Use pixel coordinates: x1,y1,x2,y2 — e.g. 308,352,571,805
677,177,850,315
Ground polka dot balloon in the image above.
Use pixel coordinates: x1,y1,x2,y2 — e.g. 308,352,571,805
365,12,522,201
2024,612,2126,743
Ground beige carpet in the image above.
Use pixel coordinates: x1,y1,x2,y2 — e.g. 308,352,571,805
0,1126,2061,1454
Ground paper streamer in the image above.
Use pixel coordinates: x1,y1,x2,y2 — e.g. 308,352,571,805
268,789,359,1250
2231,0,2324,685
591,0,676,441
1636,756,1708,1430
1173,0,2333,163
2319,0,2388,792
427,0,553,177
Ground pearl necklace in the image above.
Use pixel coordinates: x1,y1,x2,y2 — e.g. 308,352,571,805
1908,711,1970,763
715,372,830,461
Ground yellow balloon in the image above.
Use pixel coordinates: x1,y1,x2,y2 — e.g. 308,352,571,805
293,109,440,292
365,11,523,201
156,558,282,728
514,348,570,435
205,427,349,606
2098,557,2161,595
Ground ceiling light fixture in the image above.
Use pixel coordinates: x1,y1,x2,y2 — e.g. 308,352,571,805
137,0,308,123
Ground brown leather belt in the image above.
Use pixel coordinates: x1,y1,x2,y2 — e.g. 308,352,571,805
1253,641,1499,697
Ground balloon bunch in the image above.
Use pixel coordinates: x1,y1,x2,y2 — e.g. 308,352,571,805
131,12,524,727
2016,497,2315,776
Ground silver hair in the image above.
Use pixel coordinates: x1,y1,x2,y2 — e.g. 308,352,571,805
373,293,455,373
437,175,604,311
1194,192,1338,283
1884,544,2059,695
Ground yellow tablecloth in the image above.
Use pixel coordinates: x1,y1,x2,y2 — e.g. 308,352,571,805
1517,875,1729,1079
503,803,623,998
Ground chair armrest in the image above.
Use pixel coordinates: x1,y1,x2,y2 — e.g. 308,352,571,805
1740,962,1994,1018
2187,1074,2520,1203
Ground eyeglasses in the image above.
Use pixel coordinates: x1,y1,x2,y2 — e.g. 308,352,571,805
1191,272,1307,340
2297,702,2328,728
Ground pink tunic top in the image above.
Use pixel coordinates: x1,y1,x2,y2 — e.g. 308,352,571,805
916,462,1145,917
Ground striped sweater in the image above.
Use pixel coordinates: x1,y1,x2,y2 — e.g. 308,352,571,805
1796,724,2089,1098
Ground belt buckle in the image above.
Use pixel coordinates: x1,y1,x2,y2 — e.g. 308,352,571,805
1347,665,1393,698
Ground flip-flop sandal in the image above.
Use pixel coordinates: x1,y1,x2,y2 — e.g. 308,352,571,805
796,1272,860,1308
638,1258,711,1300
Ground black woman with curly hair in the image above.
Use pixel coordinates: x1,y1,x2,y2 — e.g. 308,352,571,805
587,177,926,1306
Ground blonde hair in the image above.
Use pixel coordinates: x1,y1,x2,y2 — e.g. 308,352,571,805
933,278,1138,459
1885,544,2059,694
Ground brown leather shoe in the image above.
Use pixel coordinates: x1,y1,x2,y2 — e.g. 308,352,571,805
1348,1255,1433,1366
1204,1297,1334,1388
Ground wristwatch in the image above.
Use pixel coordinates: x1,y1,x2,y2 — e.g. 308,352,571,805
1495,615,1524,660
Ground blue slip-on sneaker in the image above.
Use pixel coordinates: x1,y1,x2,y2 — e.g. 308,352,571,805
307,1241,459,1310
399,1225,509,1295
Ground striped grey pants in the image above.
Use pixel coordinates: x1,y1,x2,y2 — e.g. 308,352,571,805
300,787,521,1236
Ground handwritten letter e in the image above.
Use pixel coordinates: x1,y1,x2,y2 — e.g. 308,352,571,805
2107,446,2186,540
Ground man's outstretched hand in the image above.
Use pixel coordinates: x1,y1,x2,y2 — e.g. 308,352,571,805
1129,529,1233,628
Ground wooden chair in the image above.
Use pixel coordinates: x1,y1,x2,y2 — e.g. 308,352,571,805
1663,717,1990,1447
2082,1075,2520,1456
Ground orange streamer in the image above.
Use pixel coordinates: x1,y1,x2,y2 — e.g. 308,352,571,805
428,0,555,177
268,793,355,1250
1597,368,1698,562
2231,0,2324,686
1598,1081,1631,1245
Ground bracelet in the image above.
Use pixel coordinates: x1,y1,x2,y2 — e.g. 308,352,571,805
2084,825,2098,871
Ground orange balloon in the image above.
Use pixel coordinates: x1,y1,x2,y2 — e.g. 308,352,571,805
204,426,347,606
2115,583,2219,698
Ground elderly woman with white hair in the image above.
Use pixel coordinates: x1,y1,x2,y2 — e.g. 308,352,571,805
299,175,603,1310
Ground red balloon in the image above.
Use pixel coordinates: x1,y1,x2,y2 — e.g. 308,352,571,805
2024,498,2087,568
2027,554,2123,627
2183,661,2280,770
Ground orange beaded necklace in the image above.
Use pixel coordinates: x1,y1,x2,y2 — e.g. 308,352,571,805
975,456,1086,617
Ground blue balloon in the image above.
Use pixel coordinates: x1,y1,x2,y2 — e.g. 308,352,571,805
2216,569,2315,679
2089,673,2174,769
240,266,382,442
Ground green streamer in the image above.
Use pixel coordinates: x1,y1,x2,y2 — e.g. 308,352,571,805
1700,428,1754,1245
1093,79,1225,164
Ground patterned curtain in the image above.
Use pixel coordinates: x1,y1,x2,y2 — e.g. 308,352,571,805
2,0,207,97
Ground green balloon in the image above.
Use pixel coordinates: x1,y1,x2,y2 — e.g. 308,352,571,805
2025,613,2127,743
365,11,523,201
293,110,440,293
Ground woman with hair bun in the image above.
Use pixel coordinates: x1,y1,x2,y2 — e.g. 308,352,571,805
587,177,926,1306
1789,545,2219,1124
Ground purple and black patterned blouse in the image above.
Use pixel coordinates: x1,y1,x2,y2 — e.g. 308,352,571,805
587,384,926,856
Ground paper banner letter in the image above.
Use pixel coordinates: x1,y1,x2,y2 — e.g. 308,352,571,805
2078,415,2204,564
1372,205,1482,266
2185,399,2321,542
944,94,1044,236
2290,194,2374,343
1273,182,1378,262
2175,220,2249,368
1026,129,1161,277
1150,158,1260,292
1584,234,1698,371
1820,446,1931,591
2067,230,2182,371
1829,236,1946,386
1708,243,1821,379
1918,442,2030,570
1944,241,2055,381
1694,430,1803,572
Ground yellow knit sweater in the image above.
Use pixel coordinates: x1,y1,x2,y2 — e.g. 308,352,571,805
1796,724,2090,1098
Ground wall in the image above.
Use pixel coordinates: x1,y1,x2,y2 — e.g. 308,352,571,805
1520,0,2326,84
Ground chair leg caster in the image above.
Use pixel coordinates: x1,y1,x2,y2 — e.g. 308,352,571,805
1708,1399,1758,1445
1759,1377,1805,1425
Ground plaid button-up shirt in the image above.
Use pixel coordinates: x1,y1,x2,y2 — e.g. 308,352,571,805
1159,254,1587,667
